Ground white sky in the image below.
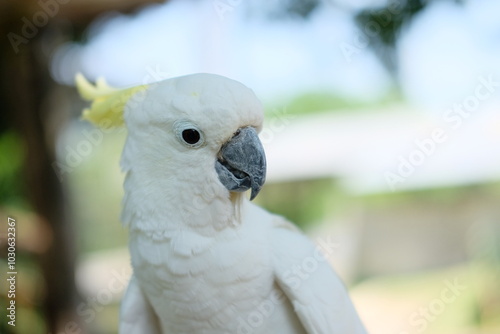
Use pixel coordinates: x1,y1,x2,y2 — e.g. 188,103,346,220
53,0,500,191
52,0,500,107
398,0,500,111
51,0,392,102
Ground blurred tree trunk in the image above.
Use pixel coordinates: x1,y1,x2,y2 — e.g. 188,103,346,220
0,1,163,332
0,10,80,334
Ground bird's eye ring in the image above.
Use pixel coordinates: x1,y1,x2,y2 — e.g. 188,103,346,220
174,120,205,148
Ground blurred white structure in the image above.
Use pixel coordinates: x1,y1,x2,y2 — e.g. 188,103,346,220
264,102,500,194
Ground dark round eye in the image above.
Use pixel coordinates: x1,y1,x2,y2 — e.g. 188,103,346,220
182,129,201,145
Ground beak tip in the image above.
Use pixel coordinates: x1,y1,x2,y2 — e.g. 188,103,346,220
249,177,265,201
250,190,258,201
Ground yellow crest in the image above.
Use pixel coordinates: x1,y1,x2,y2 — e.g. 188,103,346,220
75,73,148,128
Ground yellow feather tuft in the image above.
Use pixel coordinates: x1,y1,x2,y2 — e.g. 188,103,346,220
75,73,148,128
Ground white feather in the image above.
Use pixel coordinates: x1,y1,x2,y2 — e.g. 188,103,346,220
271,217,367,334
119,276,161,333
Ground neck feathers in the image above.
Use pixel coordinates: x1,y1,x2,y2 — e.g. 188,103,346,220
121,168,244,234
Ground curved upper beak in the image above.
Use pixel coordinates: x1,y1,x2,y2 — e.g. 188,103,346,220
215,126,266,200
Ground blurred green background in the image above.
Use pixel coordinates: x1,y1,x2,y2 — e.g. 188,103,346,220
1,0,500,333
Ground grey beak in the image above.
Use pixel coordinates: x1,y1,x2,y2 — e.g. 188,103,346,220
215,127,266,200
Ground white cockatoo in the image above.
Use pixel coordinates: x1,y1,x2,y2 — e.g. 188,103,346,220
76,73,367,334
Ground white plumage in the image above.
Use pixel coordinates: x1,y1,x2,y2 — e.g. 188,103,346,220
78,73,367,334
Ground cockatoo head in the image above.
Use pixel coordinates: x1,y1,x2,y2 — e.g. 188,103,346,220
124,73,266,200
76,73,266,229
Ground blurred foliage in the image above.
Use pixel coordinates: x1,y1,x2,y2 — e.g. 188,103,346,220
256,178,361,230
355,0,426,73
267,0,319,19
355,0,463,73
353,262,500,333
360,182,500,208
256,178,337,229
265,89,403,119
66,126,128,253
0,131,25,207
245,0,320,20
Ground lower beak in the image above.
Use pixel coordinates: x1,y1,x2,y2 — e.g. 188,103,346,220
215,127,266,200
